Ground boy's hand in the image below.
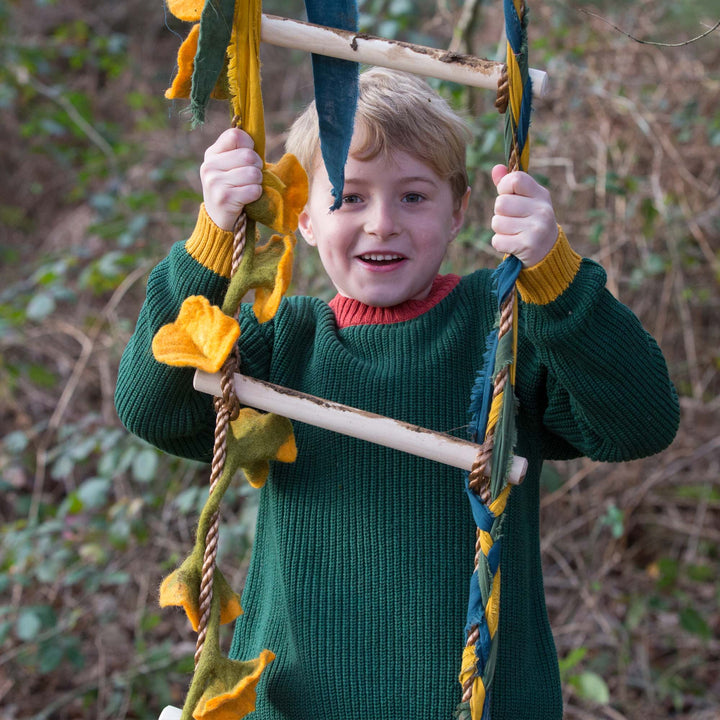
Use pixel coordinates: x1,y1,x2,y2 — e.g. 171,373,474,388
200,128,264,231
490,165,558,268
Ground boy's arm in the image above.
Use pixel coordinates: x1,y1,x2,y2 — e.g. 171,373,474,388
116,129,268,461
115,208,236,462
515,230,680,462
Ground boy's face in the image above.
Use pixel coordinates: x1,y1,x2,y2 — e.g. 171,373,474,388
298,145,469,308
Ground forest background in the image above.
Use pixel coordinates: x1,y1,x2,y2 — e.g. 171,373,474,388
0,0,718,718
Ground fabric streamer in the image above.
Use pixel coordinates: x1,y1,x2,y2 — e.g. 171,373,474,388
304,0,359,209
165,0,358,207
457,1,532,718
502,0,532,172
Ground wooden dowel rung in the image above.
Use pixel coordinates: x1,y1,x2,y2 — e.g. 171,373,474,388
193,369,527,484
261,14,548,97
158,707,181,720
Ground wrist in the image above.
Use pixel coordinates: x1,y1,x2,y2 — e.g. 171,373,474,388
205,203,241,233
516,226,582,305
185,204,235,278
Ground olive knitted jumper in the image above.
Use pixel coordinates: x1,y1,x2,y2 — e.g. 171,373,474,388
115,209,679,719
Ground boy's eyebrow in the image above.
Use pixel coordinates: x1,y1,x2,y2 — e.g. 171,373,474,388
343,175,440,186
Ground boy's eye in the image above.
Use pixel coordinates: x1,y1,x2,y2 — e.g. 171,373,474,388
341,194,362,205
402,193,425,203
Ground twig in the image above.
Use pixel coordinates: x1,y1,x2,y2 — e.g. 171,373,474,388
29,645,194,720
28,261,152,526
449,0,481,54
541,460,600,508
577,8,720,47
12,66,119,177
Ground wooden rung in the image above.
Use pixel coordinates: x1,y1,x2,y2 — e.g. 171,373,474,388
194,369,527,484
158,707,181,720
261,14,548,97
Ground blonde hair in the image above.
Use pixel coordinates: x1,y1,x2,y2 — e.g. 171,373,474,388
286,67,471,205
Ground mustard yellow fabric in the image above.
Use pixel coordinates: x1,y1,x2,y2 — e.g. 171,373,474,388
166,0,203,22
193,647,275,720
485,567,501,637
185,206,236,278
251,234,296,324
247,154,309,235
458,645,487,718
226,0,265,159
159,561,242,632
151,295,240,372
228,408,298,488
516,227,581,305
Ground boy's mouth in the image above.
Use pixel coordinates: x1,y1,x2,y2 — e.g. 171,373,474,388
357,253,406,266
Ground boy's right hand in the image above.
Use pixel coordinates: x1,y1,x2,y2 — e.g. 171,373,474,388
200,128,264,231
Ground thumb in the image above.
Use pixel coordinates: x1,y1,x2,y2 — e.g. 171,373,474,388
491,164,509,188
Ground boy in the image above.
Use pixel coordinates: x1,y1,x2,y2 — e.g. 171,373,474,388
116,69,679,719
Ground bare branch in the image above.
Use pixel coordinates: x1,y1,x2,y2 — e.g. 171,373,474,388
577,8,720,47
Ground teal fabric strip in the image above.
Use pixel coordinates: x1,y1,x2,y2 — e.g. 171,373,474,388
191,0,236,125
304,0,359,210
490,379,518,498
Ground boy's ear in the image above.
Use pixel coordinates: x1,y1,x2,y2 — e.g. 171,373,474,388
297,208,316,247
450,187,471,238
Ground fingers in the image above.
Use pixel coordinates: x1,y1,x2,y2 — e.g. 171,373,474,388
495,169,551,201
490,169,558,267
491,164,509,187
201,128,264,231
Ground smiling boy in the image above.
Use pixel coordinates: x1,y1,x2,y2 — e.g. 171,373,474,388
116,69,679,719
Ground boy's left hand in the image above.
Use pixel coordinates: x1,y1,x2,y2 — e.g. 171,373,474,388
491,165,558,268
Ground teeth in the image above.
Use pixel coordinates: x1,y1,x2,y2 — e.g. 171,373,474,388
361,254,403,261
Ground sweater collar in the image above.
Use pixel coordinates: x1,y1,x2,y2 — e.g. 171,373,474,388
328,274,461,328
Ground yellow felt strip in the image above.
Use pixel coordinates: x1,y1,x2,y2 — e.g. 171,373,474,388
227,0,266,160
488,485,511,516
459,644,476,687
507,46,523,134
151,296,240,373
478,530,493,557
485,568,502,637
516,227,581,305
166,0,203,22
470,676,487,719
458,644,488,719
486,393,504,435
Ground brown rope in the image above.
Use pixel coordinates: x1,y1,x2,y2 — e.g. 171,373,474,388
494,62,509,115
194,185,247,664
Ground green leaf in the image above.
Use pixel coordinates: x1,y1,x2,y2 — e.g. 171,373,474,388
559,646,587,676
77,477,111,509
679,607,711,640
39,643,66,674
16,608,42,641
3,430,29,454
131,447,158,483
25,292,56,321
572,671,610,704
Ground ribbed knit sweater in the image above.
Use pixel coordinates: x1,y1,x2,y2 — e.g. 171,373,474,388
115,207,679,719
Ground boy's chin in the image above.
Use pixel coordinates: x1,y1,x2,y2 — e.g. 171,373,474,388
338,285,432,308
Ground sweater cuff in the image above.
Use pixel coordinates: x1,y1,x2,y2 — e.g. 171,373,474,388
184,204,235,278
516,226,582,305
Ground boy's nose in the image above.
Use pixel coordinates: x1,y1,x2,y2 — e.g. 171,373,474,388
364,200,399,239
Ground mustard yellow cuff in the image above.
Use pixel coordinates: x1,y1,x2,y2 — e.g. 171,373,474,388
185,204,235,278
516,226,582,305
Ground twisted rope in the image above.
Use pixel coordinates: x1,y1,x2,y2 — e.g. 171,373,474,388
458,1,531,716
194,129,247,662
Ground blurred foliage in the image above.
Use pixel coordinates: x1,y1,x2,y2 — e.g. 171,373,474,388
1,0,719,718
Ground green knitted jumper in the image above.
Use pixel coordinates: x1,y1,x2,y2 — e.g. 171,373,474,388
115,223,679,719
